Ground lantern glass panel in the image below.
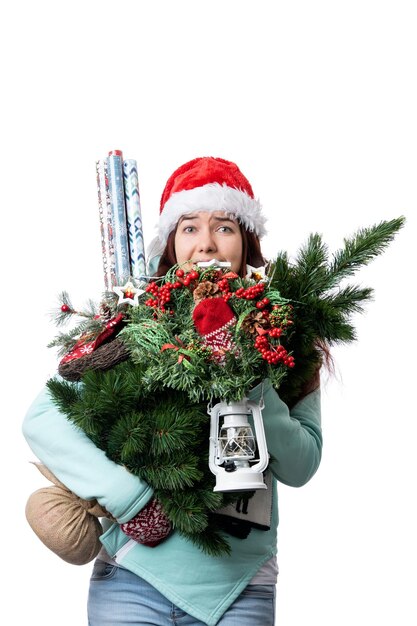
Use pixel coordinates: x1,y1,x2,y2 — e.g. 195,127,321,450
219,424,256,461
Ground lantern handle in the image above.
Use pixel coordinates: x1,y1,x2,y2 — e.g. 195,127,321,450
259,380,265,410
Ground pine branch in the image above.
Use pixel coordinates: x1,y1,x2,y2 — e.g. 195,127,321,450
266,251,290,287
66,395,109,444
47,322,91,354
81,363,147,418
306,298,357,344
323,285,374,315
149,404,207,456
121,320,174,357
194,488,225,511
292,233,329,297
46,377,81,412
107,411,152,463
185,525,232,556
327,217,405,287
138,454,204,490
158,491,209,533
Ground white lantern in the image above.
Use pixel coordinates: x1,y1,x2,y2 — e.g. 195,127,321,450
208,399,269,492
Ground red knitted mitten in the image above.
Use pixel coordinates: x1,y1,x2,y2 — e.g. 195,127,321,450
120,499,172,547
192,297,238,363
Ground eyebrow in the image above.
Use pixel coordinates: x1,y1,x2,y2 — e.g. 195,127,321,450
179,215,237,224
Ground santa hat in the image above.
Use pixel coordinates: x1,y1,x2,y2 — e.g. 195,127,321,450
148,157,267,263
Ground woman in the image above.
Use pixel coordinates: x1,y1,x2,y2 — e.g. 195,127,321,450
23,156,322,626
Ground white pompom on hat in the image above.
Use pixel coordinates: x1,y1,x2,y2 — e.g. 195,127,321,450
148,157,267,263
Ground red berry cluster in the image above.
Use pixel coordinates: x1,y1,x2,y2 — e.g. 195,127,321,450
216,277,234,301
234,283,265,300
175,268,199,286
254,331,295,367
144,281,179,313
216,277,230,292
255,297,270,309
144,269,201,312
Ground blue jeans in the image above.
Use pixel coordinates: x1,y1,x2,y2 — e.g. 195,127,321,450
88,560,276,626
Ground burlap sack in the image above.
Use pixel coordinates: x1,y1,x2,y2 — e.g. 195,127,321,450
25,463,115,566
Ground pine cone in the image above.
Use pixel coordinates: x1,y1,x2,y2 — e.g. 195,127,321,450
193,281,220,304
241,310,269,335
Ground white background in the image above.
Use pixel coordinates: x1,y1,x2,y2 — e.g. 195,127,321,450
1,1,416,624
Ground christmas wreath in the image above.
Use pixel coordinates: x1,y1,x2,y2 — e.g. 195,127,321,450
44,217,404,556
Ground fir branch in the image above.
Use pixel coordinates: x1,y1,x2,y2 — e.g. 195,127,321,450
158,491,209,533
84,298,99,317
327,217,405,288
138,454,203,490
107,411,152,463
47,323,91,355
47,319,106,356
51,291,100,327
323,285,374,315
66,394,109,445
121,320,173,357
81,362,147,416
51,291,75,326
267,251,290,287
100,290,120,309
149,404,207,456
46,377,81,412
305,298,357,344
194,488,225,511
185,524,232,556
292,233,329,297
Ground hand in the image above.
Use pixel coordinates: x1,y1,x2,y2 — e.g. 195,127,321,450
120,499,172,547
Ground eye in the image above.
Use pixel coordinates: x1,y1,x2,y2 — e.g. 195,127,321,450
182,225,196,233
217,225,234,233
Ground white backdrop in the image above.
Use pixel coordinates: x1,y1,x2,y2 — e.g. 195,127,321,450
1,1,416,625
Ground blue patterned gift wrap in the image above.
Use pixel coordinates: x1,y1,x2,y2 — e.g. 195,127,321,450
123,159,146,280
107,151,130,283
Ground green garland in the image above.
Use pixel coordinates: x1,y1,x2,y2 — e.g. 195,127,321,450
46,217,404,555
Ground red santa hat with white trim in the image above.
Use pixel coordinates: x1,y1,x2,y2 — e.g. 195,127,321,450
148,157,267,263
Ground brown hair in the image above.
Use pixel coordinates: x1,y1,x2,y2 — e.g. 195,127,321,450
155,223,265,278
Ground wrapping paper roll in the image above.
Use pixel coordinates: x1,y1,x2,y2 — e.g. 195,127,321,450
107,152,130,283
96,159,116,289
123,159,146,280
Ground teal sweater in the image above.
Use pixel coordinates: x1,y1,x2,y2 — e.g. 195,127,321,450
23,380,322,626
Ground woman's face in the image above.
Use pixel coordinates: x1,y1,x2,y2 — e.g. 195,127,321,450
174,211,243,273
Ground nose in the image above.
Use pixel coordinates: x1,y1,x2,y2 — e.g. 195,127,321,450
198,228,217,253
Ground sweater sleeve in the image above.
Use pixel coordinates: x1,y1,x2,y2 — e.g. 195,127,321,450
22,386,154,523
249,379,322,487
